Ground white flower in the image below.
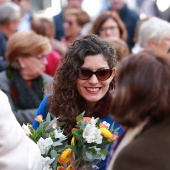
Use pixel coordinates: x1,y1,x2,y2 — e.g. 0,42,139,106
37,137,53,155
83,124,103,144
22,124,31,136
90,117,98,126
45,137,53,147
42,156,55,170
54,129,66,139
102,121,110,129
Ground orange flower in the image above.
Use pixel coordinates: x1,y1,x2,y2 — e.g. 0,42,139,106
112,134,118,140
52,122,57,129
77,117,91,124
99,122,108,129
35,115,43,123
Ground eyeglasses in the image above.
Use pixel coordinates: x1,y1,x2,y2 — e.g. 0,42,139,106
64,20,73,26
77,68,112,81
32,55,46,61
100,26,118,32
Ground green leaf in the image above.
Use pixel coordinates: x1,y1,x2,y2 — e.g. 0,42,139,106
45,118,59,131
46,112,51,122
57,145,67,153
101,154,106,160
86,150,93,160
50,150,58,170
72,129,83,136
68,145,77,155
53,141,63,146
76,111,85,121
50,149,57,157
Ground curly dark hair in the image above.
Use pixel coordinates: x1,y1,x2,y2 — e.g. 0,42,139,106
49,34,117,134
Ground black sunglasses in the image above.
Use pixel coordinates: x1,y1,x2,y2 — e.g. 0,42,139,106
77,68,113,81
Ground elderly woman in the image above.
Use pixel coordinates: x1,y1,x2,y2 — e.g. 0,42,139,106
0,30,52,125
89,11,127,42
132,17,170,54
107,50,170,170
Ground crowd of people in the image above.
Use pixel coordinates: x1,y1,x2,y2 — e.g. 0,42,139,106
0,0,170,170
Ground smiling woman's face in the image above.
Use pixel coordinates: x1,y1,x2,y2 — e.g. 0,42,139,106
76,54,116,109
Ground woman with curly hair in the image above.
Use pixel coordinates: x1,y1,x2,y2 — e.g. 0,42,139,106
32,34,123,169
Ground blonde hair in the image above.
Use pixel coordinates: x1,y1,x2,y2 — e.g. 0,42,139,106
64,8,90,27
6,30,52,69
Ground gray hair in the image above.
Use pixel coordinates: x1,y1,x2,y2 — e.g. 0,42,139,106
0,2,20,25
138,17,170,48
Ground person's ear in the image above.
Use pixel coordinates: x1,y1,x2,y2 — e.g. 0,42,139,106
148,38,159,48
17,57,26,69
111,67,116,79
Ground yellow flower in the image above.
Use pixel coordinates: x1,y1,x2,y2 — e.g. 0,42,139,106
35,115,43,123
71,137,75,146
66,164,72,170
100,127,117,140
58,148,72,164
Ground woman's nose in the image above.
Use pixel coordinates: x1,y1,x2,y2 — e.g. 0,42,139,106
88,74,99,84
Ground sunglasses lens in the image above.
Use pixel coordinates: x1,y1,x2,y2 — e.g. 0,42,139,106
96,69,112,80
78,68,93,80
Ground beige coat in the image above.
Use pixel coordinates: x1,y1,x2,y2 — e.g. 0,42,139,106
0,90,42,170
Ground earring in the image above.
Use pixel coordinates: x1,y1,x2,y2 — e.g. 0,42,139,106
21,63,25,69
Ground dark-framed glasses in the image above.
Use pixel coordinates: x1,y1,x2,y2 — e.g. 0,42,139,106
77,68,113,81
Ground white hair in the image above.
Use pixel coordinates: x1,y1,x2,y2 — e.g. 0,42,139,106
0,2,20,25
138,17,170,48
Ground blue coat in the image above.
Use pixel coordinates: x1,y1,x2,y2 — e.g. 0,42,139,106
32,95,123,170
0,31,8,72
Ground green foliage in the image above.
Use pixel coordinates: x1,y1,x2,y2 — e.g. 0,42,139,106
69,112,118,169
25,112,68,170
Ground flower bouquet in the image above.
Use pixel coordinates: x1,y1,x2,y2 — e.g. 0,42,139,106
60,112,118,170
22,112,118,170
22,113,68,170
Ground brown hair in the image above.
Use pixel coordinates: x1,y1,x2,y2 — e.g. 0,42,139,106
104,37,130,61
31,17,55,39
64,8,90,27
49,34,116,135
110,50,170,127
89,11,127,41
6,30,51,69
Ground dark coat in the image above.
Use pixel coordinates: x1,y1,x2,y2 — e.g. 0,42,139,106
119,4,139,50
53,11,64,40
0,31,8,72
112,118,170,170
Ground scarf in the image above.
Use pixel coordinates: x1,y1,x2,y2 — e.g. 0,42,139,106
93,91,113,119
7,67,44,109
